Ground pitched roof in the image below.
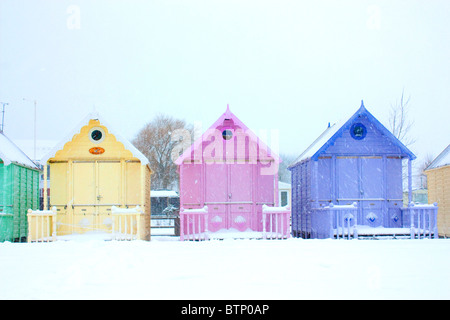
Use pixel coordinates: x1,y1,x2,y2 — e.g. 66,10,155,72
289,101,416,168
41,111,149,165
426,144,450,170
175,104,280,165
0,132,40,170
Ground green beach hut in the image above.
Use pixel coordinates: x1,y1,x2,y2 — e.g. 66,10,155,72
0,133,40,242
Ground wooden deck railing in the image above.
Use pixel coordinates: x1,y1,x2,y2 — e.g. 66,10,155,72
312,202,439,239
312,202,358,239
403,202,438,239
180,206,209,241
262,205,291,239
111,206,144,240
27,207,57,242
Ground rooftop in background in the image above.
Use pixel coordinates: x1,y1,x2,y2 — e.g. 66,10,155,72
0,133,40,170
426,144,450,170
12,139,57,163
278,181,291,189
150,190,179,198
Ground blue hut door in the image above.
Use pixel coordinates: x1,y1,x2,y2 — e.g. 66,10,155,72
337,156,384,227
337,157,359,201
360,157,383,227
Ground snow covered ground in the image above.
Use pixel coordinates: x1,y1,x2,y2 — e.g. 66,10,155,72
0,235,449,300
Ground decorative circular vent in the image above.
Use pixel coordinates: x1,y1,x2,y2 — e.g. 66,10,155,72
222,129,233,140
89,127,105,143
350,123,367,140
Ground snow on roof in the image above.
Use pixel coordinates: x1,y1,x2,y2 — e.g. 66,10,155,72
278,181,291,189
0,133,40,170
12,139,58,163
426,144,450,170
288,101,416,168
150,190,179,198
289,120,343,167
41,111,149,166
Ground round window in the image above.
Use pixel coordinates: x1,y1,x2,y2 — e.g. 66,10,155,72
91,130,103,141
350,123,367,140
89,127,105,143
222,129,233,140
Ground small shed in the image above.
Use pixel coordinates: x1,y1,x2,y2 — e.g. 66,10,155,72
150,190,180,236
289,101,419,239
0,133,40,242
425,144,450,237
278,181,291,207
150,190,179,216
41,112,152,240
175,105,282,237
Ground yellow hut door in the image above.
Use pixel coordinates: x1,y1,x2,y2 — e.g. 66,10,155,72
97,161,121,230
73,161,96,233
72,161,121,233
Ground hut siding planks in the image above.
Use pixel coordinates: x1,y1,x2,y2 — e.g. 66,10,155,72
290,160,312,238
0,163,39,242
426,166,450,237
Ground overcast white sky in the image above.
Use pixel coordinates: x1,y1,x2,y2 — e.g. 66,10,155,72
0,0,449,166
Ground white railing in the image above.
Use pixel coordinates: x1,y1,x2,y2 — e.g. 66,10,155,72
180,206,209,241
262,205,291,239
332,202,358,240
27,207,57,242
405,202,438,239
111,206,144,240
312,202,358,239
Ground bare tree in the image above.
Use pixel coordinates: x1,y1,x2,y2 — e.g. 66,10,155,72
388,90,416,191
278,153,297,183
389,90,415,147
133,114,193,190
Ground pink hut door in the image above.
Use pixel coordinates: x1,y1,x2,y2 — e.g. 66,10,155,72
205,163,253,232
229,164,252,231
206,163,228,231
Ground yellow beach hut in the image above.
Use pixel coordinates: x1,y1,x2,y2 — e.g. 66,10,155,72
425,144,450,237
41,112,152,240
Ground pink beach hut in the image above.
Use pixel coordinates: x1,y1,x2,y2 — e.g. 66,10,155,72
175,105,289,240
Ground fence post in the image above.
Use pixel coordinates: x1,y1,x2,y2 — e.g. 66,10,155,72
409,202,415,239
262,209,267,239
51,206,57,241
27,209,33,243
135,205,141,240
180,207,185,241
432,203,438,239
204,206,209,240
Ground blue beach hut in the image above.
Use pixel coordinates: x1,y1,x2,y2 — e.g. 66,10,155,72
288,101,437,239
